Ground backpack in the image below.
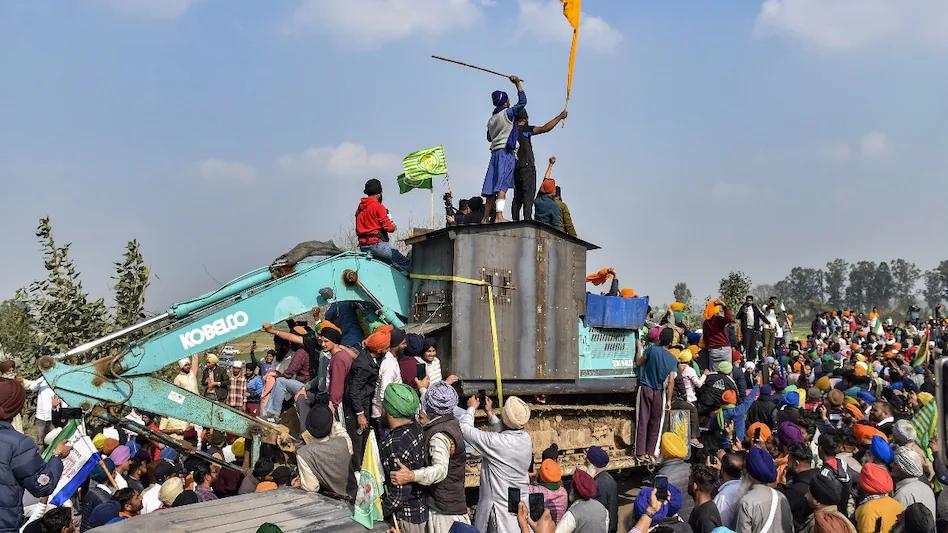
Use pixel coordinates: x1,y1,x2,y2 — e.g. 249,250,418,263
698,373,737,408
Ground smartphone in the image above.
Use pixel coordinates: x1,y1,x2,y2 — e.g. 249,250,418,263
59,407,84,420
416,362,427,380
653,475,669,502
478,389,487,407
528,493,545,522
709,455,718,466
508,487,521,514
754,427,761,441
829,413,841,422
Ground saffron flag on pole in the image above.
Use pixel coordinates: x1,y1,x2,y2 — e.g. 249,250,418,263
398,146,448,194
352,431,385,528
42,420,102,507
561,0,581,106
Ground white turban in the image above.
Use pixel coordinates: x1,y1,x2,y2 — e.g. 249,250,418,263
501,396,531,430
894,446,923,478
178,358,190,368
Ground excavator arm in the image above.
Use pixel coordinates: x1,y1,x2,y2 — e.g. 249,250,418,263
40,251,409,457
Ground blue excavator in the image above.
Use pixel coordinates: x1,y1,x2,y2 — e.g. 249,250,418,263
40,221,648,475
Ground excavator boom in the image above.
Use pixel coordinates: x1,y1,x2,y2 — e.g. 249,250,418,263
40,251,409,455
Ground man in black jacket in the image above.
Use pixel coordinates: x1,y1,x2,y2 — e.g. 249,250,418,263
344,332,387,471
736,295,767,362
779,444,816,530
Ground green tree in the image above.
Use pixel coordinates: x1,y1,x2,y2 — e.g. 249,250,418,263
846,261,876,310
672,282,692,308
28,217,109,355
824,259,849,309
112,239,150,329
719,271,752,311
0,289,39,363
888,259,920,309
923,269,944,312
779,267,824,316
869,261,895,310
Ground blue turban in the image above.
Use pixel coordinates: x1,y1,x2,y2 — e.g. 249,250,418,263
747,447,777,483
844,387,861,398
491,90,509,108
587,446,609,468
761,384,773,397
890,381,904,391
901,379,919,393
914,365,926,375
634,487,670,521
666,484,683,516
870,435,894,465
857,391,876,405
88,501,120,529
783,391,800,407
687,332,702,345
423,380,458,416
90,458,115,483
405,333,425,358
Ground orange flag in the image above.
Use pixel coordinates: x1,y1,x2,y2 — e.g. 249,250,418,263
561,0,581,107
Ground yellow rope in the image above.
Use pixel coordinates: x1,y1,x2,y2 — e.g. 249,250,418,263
410,273,504,407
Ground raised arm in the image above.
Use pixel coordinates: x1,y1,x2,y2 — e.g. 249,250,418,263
532,109,568,135
505,76,526,119
544,156,555,180
262,323,304,346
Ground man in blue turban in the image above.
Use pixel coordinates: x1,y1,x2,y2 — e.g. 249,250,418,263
737,448,793,533
482,75,526,223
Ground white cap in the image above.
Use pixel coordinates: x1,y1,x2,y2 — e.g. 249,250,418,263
232,360,244,368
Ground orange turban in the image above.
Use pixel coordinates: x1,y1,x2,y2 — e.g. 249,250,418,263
703,301,721,320
539,178,556,195
101,438,120,455
619,288,636,298
255,481,278,493
722,390,737,405
319,320,342,334
853,423,886,444
747,422,772,442
854,365,867,377
364,324,393,353
538,459,562,483
586,268,610,286
844,404,864,420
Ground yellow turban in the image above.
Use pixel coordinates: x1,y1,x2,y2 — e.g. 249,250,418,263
677,350,693,363
816,376,831,391
660,432,687,459
797,388,807,408
688,344,700,355
92,433,106,451
919,392,934,405
231,437,245,458
855,354,867,362
844,396,859,406
670,302,686,312
206,354,219,365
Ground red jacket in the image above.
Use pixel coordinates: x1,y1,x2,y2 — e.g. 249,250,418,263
355,196,395,245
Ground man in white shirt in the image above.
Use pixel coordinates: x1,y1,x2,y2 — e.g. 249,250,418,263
373,329,406,426
713,451,746,529
28,377,57,446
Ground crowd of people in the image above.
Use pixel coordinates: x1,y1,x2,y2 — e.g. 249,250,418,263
3,277,948,533
629,296,947,533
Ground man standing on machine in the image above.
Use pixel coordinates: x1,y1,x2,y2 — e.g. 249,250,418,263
511,107,568,221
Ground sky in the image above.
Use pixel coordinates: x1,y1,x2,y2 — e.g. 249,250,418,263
1,0,947,314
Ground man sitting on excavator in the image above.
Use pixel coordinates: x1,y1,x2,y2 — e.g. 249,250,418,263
355,178,410,271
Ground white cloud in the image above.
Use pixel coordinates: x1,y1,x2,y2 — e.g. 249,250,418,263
826,131,891,161
517,0,623,54
95,0,199,19
754,0,948,50
196,158,257,185
276,142,401,178
859,131,891,159
287,0,482,48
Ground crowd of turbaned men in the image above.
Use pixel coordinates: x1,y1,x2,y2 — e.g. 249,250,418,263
4,297,948,533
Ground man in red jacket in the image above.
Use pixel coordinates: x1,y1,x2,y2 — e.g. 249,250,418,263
355,179,411,271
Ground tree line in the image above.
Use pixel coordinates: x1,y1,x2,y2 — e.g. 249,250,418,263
0,217,150,373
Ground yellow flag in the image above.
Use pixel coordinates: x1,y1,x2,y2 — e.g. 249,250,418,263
561,0,581,104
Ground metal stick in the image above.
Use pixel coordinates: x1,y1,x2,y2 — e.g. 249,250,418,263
63,313,169,358
431,55,521,81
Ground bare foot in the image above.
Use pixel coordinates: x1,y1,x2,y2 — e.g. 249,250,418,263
481,217,490,224
494,214,506,223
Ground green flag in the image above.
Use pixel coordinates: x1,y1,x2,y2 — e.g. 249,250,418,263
397,145,448,193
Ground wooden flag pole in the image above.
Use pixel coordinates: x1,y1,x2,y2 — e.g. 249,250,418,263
431,55,522,80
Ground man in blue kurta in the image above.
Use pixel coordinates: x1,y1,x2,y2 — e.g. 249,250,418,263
482,75,526,223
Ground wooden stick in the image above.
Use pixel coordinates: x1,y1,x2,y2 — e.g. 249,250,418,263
431,55,521,80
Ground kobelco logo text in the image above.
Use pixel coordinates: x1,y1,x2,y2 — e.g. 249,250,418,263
179,311,249,349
